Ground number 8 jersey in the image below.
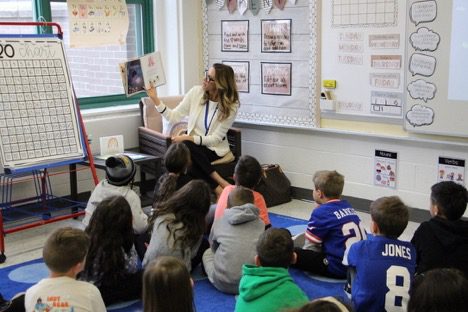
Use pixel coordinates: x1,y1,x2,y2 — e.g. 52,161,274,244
343,234,416,312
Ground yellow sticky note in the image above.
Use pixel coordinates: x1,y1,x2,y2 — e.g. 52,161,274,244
323,80,336,89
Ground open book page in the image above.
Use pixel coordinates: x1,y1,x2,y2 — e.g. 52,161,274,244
140,51,166,89
120,51,166,97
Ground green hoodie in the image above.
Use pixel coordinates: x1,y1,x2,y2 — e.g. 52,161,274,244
235,265,309,312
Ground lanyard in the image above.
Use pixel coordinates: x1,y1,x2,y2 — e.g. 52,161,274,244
204,101,219,136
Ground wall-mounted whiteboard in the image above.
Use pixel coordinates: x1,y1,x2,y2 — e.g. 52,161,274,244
404,0,468,138
321,0,407,120
202,0,320,129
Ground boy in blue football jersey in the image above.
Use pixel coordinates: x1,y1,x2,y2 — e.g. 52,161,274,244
343,196,416,312
292,170,366,278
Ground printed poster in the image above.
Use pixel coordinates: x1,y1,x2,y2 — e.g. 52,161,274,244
438,157,465,185
68,0,129,48
374,150,398,189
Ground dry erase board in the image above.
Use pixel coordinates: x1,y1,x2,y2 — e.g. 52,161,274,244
321,0,407,120
0,37,84,171
202,0,320,129
404,0,468,138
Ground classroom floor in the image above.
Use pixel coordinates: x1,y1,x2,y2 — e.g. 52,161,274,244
0,199,420,268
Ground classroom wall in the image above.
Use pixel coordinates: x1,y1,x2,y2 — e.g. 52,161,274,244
66,107,467,214
16,1,467,216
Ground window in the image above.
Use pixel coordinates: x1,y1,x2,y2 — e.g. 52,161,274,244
0,1,35,34
0,0,154,108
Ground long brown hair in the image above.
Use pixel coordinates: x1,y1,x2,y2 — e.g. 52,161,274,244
153,180,211,252
143,256,195,312
202,63,239,121
152,143,191,207
82,196,134,284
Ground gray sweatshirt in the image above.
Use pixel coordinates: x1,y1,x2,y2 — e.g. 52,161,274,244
83,180,148,234
208,203,265,293
142,213,202,271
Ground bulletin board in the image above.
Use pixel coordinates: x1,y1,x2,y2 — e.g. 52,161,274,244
404,0,468,138
321,0,407,120
0,37,85,172
202,0,320,129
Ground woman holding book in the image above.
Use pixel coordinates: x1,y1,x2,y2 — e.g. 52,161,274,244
146,63,239,195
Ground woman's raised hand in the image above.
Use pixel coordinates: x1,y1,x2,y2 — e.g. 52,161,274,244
145,82,161,106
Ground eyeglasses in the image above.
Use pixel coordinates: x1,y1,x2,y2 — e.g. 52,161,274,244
204,70,215,82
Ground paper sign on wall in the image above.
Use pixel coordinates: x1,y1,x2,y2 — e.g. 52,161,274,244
68,0,129,48
374,150,398,189
438,157,465,185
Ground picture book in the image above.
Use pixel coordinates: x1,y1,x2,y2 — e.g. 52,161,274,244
119,51,166,97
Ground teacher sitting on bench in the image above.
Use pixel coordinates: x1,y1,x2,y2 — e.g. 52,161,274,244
146,63,239,196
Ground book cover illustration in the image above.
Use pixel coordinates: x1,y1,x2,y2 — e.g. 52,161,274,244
120,51,166,97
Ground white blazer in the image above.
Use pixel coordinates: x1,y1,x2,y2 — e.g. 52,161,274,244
156,86,239,157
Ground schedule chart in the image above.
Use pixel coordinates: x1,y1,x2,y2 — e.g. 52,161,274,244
0,38,84,171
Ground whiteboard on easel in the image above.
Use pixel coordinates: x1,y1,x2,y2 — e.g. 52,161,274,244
0,37,85,172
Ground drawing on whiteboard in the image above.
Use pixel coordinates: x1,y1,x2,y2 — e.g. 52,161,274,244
370,91,403,116
332,0,398,28
410,0,437,25
405,104,434,127
407,79,437,102
410,27,440,51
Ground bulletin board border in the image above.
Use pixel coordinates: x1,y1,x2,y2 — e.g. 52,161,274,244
202,0,320,129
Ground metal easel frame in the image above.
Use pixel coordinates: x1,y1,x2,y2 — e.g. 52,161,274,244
0,21,99,263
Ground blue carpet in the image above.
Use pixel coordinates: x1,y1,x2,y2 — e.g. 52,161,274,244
0,213,348,311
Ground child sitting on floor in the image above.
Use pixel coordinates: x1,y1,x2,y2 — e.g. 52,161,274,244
235,228,308,312
25,227,106,312
203,186,265,294
343,196,416,312
143,180,211,271
79,196,143,306
83,154,148,234
143,256,195,312
153,142,192,206
292,170,366,279
408,268,468,312
411,181,468,277
215,155,271,228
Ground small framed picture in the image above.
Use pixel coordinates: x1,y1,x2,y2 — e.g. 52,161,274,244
221,20,249,52
261,19,292,53
261,62,292,96
222,61,250,93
